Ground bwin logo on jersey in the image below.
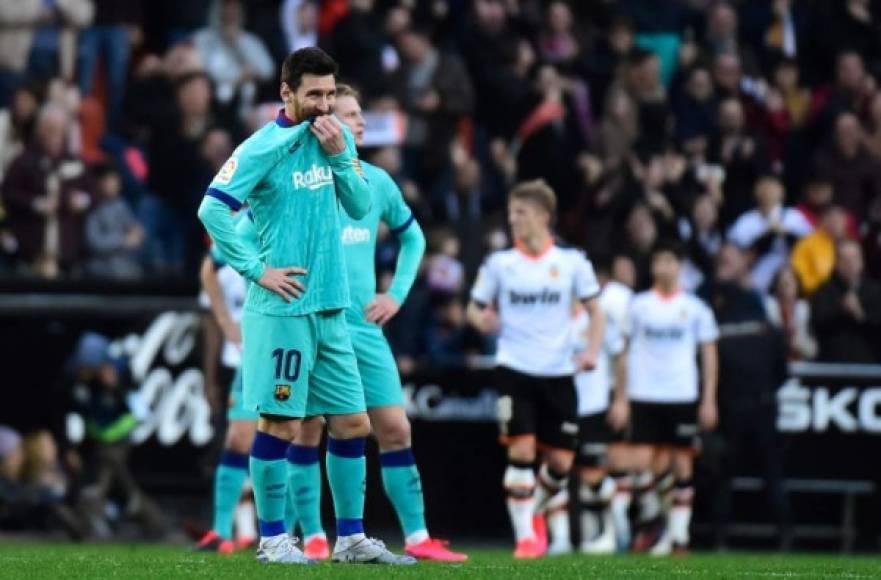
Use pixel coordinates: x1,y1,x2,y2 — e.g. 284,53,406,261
509,289,561,305
341,225,370,245
292,164,333,190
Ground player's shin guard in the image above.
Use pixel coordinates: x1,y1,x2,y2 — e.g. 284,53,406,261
534,463,569,513
578,476,615,552
609,471,633,550
286,444,325,540
212,450,249,540
546,489,571,553
326,437,367,539
380,448,428,545
634,470,660,524
504,462,537,542
250,432,291,539
669,479,694,548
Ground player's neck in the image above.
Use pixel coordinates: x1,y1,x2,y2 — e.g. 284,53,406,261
516,232,553,258
653,282,680,298
283,103,300,124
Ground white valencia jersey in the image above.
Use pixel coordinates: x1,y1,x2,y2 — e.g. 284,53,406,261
573,281,633,416
625,290,718,403
199,262,247,368
471,242,600,376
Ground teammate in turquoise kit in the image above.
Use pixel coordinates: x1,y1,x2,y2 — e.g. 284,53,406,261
197,47,413,565
262,85,468,561
194,212,259,554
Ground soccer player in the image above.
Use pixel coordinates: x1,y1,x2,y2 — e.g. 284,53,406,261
194,220,259,554
556,257,632,555
466,180,605,559
197,47,412,565
613,240,719,555
279,84,468,562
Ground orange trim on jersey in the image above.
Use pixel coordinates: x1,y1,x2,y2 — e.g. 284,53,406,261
514,238,554,261
652,286,683,302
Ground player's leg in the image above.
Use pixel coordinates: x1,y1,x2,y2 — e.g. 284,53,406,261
354,324,467,562
627,402,668,553
668,448,695,554
307,310,414,565
532,376,580,556
575,413,615,554
287,416,327,559
241,310,312,565
496,367,542,558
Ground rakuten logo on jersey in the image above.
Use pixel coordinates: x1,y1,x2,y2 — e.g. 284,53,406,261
508,289,561,305
341,225,370,245
777,379,881,433
292,164,333,190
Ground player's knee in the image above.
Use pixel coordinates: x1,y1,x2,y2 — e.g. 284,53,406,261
328,412,371,439
546,450,574,475
672,451,694,479
295,417,324,446
225,423,256,454
375,417,411,449
258,415,299,442
507,438,536,463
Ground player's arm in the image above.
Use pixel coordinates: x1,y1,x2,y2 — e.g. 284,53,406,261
199,250,240,346
608,340,629,431
574,253,605,371
197,132,307,302
697,301,720,431
699,340,719,431
367,173,427,325
467,256,500,335
311,117,371,219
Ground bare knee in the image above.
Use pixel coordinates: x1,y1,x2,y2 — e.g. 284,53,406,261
545,450,574,475
294,417,324,446
374,416,412,451
328,412,371,440
672,450,694,480
257,417,300,442
225,421,256,454
507,437,536,463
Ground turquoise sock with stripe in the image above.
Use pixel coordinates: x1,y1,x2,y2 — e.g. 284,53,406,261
326,437,366,538
286,444,325,538
380,448,428,542
212,450,250,540
249,431,289,538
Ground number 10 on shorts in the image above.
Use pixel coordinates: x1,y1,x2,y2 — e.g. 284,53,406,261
272,348,301,401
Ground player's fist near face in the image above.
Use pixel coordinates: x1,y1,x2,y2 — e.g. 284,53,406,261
699,400,718,431
366,293,400,326
259,266,307,303
311,115,346,156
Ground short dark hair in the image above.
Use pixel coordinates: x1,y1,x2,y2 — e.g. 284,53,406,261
281,47,339,91
651,238,685,261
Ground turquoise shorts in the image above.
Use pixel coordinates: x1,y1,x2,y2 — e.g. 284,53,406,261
241,308,366,418
227,366,258,421
347,318,404,409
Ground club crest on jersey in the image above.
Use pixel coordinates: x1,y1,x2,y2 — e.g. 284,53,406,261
274,384,292,401
549,264,560,279
292,164,333,191
215,157,238,185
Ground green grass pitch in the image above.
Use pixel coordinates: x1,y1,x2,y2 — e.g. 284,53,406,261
1,544,880,579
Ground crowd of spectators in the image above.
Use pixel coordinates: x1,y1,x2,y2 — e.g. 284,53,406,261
1,0,880,367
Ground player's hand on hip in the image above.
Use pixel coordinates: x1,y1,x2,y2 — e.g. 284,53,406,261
258,266,307,303
607,397,629,432
365,293,400,326
699,400,718,431
574,350,598,371
311,115,346,156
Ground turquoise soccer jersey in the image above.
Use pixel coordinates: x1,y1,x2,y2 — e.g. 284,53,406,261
198,111,371,317
340,161,417,322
